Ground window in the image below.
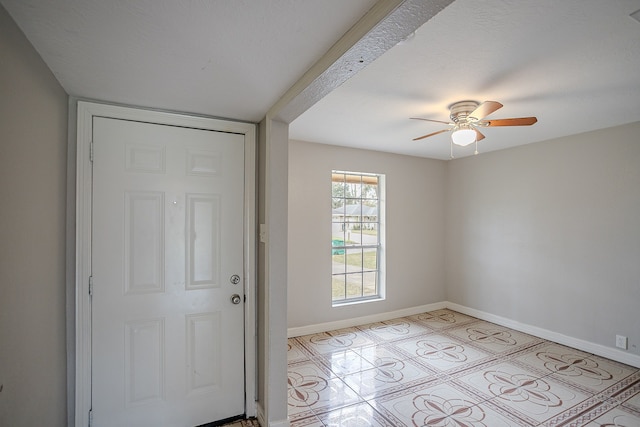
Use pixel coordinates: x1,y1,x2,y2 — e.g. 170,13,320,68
331,171,384,305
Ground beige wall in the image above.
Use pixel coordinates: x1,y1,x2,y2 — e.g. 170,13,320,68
446,122,640,356
0,5,69,425
288,123,639,359
288,140,447,328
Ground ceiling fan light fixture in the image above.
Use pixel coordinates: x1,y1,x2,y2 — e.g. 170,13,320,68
411,100,537,153
451,127,476,146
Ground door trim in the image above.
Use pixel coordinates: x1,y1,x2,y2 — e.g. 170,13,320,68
74,101,257,426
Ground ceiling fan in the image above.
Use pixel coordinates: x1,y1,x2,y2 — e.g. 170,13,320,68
411,100,537,156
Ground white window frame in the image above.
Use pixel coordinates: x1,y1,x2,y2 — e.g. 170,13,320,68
331,170,385,306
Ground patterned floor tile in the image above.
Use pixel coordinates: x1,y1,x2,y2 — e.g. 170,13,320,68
511,342,586,375
287,309,640,427
321,349,375,377
288,375,362,420
289,414,325,427
309,377,363,414
316,402,394,427
354,343,413,365
288,337,312,364
623,388,640,412
447,320,541,355
394,333,494,374
408,309,477,330
563,384,640,426
288,358,335,381
461,361,593,425
374,381,519,426
342,356,437,400
296,328,377,355
583,405,640,427
287,359,337,419
357,318,432,341
513,343,639,395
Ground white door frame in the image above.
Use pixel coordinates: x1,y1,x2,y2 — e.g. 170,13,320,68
74,101,257,427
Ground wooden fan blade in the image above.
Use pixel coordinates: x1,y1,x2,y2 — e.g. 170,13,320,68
413,128,450,141
485,117,537,126
469,101,503,120
475,129,485,141
410,117,453,125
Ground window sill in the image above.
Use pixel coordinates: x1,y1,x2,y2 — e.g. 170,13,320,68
332,296,385,308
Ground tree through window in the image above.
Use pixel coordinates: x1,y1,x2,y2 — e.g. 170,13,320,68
331,171,384,304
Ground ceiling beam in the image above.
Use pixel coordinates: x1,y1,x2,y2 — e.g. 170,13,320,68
267,0,454,123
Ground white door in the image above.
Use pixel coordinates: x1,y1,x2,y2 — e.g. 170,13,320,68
91,117,245,427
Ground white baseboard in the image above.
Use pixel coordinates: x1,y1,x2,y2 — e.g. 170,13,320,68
287,301,447,338
445,302,640,369
286,300,640,368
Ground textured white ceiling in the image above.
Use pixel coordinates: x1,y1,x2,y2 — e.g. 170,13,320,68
290,0,640,159
0,0,376,121
2,0,640,160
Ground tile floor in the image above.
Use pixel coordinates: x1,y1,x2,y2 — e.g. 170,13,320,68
287,309,640,426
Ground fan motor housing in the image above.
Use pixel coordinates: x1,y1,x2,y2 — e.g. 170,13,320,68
448,100,479,123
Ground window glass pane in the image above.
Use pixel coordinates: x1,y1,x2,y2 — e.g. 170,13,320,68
332,275,346,301
333,240,344,250
348,229,362,246
332,214,345,244
344,248,364,269
332,252,346,274
345,175,362,198
361,222,377,235
345,273,363,298
362,184,377,200
362,272,377,297
344,201,358,221
362,249,377,272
